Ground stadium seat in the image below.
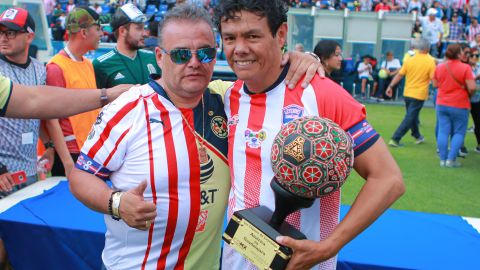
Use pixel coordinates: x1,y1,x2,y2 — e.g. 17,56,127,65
102,4,110,15
146,4,157,16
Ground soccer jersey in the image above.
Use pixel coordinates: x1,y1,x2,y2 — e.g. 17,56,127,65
93,48,160,87
222,68,379,270
0,56,46,177
76,78,230,270
0,75,12,116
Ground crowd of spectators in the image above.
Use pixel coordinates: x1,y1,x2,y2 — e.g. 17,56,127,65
45,0,218,41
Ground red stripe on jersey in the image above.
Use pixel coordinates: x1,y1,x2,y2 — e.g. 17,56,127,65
87,98,140,159
151,95,180,270
243,94,267,208
227,81,243,214
141,99,156,270
282,88,303,230
103,128,130,167
319,190,340,241
175,109,201,270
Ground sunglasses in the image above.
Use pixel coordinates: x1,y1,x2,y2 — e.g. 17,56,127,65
160,47,216,64
0,30,26,40
473,54,479,57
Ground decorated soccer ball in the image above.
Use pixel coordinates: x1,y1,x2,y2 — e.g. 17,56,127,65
270,116,354,199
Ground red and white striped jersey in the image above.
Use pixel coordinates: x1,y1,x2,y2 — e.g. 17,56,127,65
222,70,378,270
77,80,230,270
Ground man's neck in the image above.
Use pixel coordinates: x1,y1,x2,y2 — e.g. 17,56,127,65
158,79,202,109
244,65,284,94
4,52,28,65
117,40,137,58
66,40,87,61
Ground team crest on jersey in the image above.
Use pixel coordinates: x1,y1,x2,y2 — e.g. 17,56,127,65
245,129,267,148
227,114,239,126
195,210,209,232
211,116,228,138
282,104,304,124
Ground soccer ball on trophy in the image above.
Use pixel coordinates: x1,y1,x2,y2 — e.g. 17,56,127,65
270,116,354,199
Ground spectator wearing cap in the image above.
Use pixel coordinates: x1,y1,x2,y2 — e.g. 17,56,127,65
0,7,47,266
44,7,103,177
419,8,444,57
448,13,465,42
93,3,160,89
467,17,480,43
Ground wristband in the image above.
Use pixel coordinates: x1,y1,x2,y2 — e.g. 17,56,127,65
305,51,321,62
44,141,55,149
100,88,108,107
109,191,123,220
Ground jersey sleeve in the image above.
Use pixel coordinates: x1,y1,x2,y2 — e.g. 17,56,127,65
208,80,233,99
311,77,379,156
75,89,142,180
0,75,12,117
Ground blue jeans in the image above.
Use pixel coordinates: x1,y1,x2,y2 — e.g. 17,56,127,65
436,105,469,161
392,97,424,141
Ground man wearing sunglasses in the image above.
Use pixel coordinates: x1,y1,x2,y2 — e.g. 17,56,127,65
93,3,160,88
215,1,404,270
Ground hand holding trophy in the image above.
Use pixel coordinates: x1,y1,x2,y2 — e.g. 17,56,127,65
223,116,354,270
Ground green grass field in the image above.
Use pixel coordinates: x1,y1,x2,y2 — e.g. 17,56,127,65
341,103,480,218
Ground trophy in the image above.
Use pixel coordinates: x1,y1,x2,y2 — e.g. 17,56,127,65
223,116,354,270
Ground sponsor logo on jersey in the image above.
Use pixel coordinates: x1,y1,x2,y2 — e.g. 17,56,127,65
227,114,239,126
195,210,209,232
114,72,125,80
211,116,228,138
244,129,267,148
149,118,163,125
147,64,156,74
282,104,304,124
201,188,218,205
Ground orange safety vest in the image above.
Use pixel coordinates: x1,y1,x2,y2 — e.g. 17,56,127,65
48,53,100,149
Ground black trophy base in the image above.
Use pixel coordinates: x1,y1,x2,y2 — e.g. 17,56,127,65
223,206,306,270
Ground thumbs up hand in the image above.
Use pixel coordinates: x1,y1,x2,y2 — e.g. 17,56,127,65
118,180,157,231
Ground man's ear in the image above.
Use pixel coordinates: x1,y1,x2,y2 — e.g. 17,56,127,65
155,46,164,69
276,23,288,49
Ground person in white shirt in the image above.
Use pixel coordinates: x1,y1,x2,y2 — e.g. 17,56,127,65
375,51,401,100
357,56,373,99
419,8,444,58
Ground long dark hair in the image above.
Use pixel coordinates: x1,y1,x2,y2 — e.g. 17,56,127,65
313,40,340,66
